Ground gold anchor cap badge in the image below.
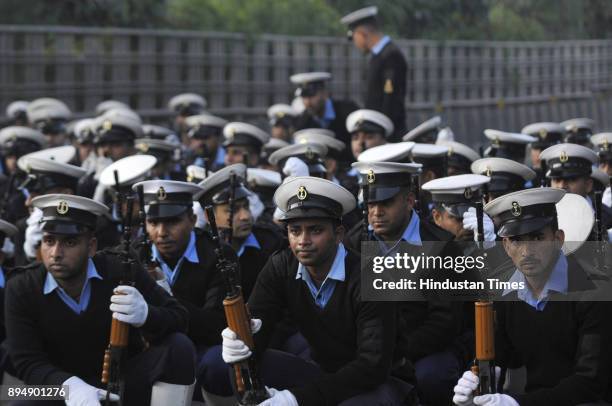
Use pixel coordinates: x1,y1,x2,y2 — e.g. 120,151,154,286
56,200,69,215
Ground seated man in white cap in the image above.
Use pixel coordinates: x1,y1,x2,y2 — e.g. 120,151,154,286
483,129,536,166
403,116,442,144
345,162,469,406
268,104,298,142
184,113,228,172
346,108,393,160
520,123,564,185
131,179,231,396
453,188,612,406
26,98,71,147
223,122,270,168
561,117,595,147
5,194,196,405
471,157,537,202
341,6,407,139
540,143,612,233
201,176,415,405
4,101,29,127
198,164,286,301
168,92,207,135
291,72,359,164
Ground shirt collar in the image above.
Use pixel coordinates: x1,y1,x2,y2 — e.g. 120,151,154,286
44,258,102,295
323,98,336,122
371,35,391,55
214,146,226,166
503,253,568,304
152,230,199,265
296,243,347,282
401,210,422,245
237,232,261,257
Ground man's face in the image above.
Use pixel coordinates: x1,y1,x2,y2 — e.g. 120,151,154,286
212,198,253,240
97,141,133,162
44,133,68,147
146,211,196,260
189,135,219,158
271,126,292,142
4,155,17,174
287,218,342,267
432,208,467,239
75,142,94,163
502,226,564,279
301,90,327,117
351,131,386,158
530,149,542,169
368,191,414,239
550,176,592,197
224,146,258,167
599,162,612,176
41,232,96,282
350,28,369,52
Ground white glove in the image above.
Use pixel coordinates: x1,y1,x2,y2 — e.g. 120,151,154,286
2,237,15,258
603,186,611,208
248,191,264,221
282,157,309,178
473,394,519,406
24,207,44,259
193,201,207,229
63,376,119,406
110,285,149,327
437,126,455,142
453,370,479,406
463,207,496,242
258,387,298,406
221,319,262,364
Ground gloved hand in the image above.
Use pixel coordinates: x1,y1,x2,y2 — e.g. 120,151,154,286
473,394,519,406
110,285,149,327
258,387,298,406
221,319,262,364
248,190,264,221
463,207,496,242
63,376,119,406
2,237,15,258
603,186,611,208
24,207,44,259
282,157,309,178
453,370,479,406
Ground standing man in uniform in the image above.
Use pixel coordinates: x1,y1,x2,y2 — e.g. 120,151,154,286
342,6,407,140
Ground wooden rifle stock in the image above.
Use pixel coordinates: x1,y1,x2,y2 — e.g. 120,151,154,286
101,196,135,405
473,201,497,395
205,205,268,405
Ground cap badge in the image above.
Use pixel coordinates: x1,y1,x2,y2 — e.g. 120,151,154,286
299,138,308,144
297,186,308,201
603,139,609,152
492,136,500,147
157,186,167,200
485,166,492,177
463,188,473,199
511,201,522,217
384,79,394,94
227,127,235,141
447,147,454,157
305,147,314,160
102,120,113,132
539,128,547,139
559,151,569,163
137,142,149,152
366,169,375,184
56,200,69,215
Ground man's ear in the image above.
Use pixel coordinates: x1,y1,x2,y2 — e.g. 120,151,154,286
189,210,197,227
586,177,594,194
502,237,512,256
335,224,345,243
431,208,443,226
555,229,565,245
88,236,98,257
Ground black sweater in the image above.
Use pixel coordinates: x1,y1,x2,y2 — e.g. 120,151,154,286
365,40,408,139
497,256,612,405
134,228,228,346
4,252,188,387
248,248,397,406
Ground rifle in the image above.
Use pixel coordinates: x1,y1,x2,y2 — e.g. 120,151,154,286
101,196,135,405
136,185,172,294
225,172,237,245
471,200,497,395
205,205,268,405
113,170,124,226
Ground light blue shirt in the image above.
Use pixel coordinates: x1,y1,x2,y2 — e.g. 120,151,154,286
503,253,568,311
152,231,199,286
43,258,102,314
236,232,261,257
371,35,391,55
316,98,336,129
296,243,347,309
0,266,5,289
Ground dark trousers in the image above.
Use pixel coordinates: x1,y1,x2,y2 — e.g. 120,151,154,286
414,349,462,406
199,333,414,405
9,332,196,406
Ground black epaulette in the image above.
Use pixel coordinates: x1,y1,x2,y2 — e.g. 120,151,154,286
5,261,41,281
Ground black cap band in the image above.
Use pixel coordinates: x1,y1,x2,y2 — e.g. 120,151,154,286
546,157,592,178
493,203,557,238
94,125,136,144
285,192,343,220
223,133,264,149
